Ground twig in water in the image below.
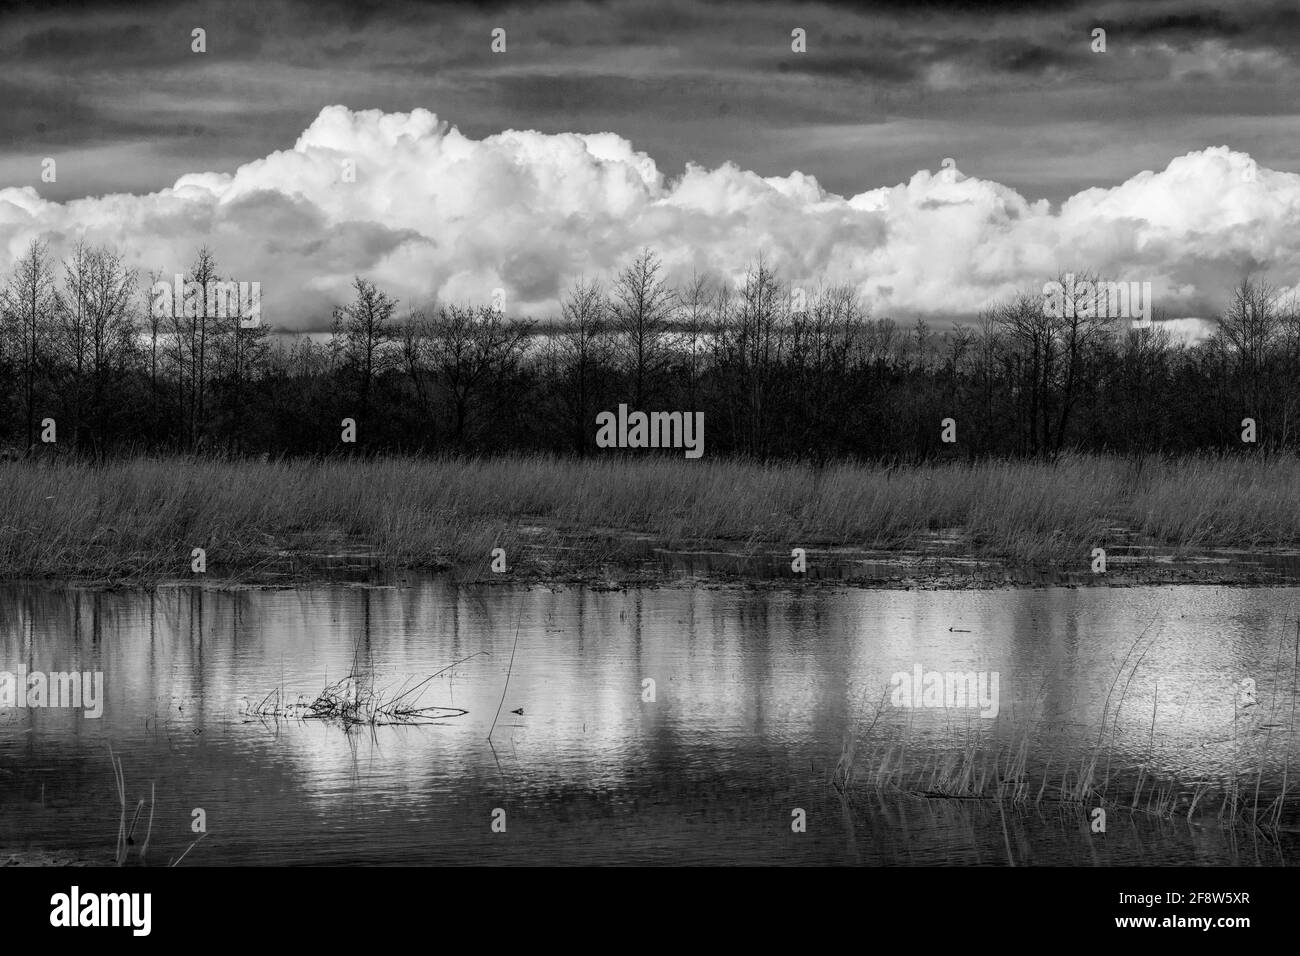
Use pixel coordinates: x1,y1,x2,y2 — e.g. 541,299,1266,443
107,742,126,865
141,782,155,862
998,803,1016,866
488,601,525,740
126,798,144,845
170,832,208,867
387,651,490,710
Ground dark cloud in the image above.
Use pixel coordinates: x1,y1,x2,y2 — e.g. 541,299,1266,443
1121,10,1243,38
16,22,152,60
1,0,1299,206
996,42,1073,74
776,53,923,83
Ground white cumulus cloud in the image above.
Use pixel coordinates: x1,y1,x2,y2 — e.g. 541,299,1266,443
1,105,1297,331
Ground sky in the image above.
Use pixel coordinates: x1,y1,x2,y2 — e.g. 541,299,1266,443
2,0,1300,333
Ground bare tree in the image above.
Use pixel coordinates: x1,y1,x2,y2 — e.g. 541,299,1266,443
677,269,712,410
429,304,533,446
144,268,166,401
1214,273,1282,436
0,239,59,449
1052,270,1117,456
331,275,398,426
548,277,611,451
58,240,93,447
59,243,139,454
398,308,434,419
994,291,1056,457
611,248,675,407
714,255,785,454
187,248,219,448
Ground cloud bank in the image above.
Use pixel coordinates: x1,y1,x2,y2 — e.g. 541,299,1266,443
2,104,1297,332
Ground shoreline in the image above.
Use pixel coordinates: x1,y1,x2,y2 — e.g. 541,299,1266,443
4,453,1300,589
7,536,1299,591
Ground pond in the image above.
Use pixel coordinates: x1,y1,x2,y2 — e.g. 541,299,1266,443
1,580,1297,865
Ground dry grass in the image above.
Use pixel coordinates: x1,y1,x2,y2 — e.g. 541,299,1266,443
106,743,154,866
0,451,1298,579
243,648,483,728
832,619,1300,831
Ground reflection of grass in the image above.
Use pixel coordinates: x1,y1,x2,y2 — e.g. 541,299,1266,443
833,620,1300,833
838,727,1241,823
834,787,1283,865
4,452,1300,580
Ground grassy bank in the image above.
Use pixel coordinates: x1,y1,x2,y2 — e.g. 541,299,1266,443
0,452,1297,581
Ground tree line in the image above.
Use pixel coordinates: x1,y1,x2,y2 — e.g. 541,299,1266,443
0,238,1293,460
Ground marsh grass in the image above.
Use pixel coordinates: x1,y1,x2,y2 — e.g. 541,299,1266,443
107,743,154,866
835,721,1290,828
244,647,484,728
2,451,1299,580
833,617,1300,833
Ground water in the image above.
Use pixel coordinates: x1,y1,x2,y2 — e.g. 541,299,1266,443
1,580,1298,866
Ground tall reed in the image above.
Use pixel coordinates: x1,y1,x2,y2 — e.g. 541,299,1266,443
2,452,1298,579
